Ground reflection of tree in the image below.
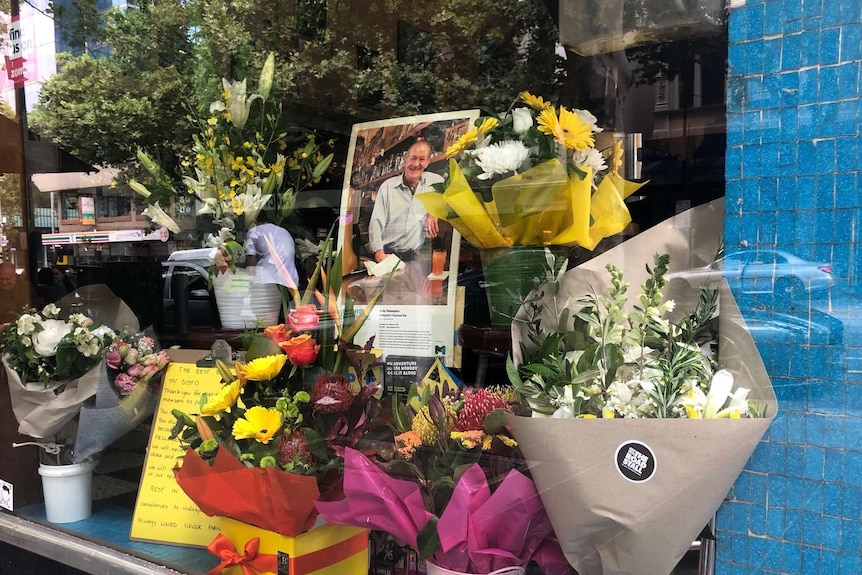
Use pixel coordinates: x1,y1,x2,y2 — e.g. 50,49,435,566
626,30,727,88
28,0,564,174
0,173,24,228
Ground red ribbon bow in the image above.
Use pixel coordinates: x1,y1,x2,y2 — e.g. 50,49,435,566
207,534,278,575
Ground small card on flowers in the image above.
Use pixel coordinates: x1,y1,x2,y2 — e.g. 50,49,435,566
507,198,777,575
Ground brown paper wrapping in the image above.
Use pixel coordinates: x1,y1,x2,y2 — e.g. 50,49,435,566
507,198,777,575
3,284,139,440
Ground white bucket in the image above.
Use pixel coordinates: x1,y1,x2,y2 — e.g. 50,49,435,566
213,269,282,329
425,562,525,575
38,460,98,523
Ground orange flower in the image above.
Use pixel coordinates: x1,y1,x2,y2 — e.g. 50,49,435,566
263,324,290,345
287,304,321,332
280,333,320,367
395,430,421,460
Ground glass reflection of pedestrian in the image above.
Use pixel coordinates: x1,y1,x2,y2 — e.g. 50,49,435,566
35,267,67,305
0,262,29,324
52,266,75,293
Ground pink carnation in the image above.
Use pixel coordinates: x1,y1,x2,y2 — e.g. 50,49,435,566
106,349,122,370
114,373,137,395
127,363,144,377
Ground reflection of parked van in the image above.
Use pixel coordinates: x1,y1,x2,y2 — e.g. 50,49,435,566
161,248,219,342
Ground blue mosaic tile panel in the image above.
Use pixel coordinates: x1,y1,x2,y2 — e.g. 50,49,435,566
721,0,862,573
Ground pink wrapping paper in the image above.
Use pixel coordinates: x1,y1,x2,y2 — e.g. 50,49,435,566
315,448,574,575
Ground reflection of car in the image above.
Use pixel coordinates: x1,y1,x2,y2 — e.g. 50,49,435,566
666,249,833,299
160,248,220,340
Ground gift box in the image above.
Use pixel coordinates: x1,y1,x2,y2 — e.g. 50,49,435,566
212,517,369,575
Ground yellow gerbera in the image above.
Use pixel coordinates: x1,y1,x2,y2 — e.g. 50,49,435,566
520,91,552,111
236,354,288,382
232,406,282,444
476,117,499,135
537,106,594,151
200,379,244,417
445,128,479,157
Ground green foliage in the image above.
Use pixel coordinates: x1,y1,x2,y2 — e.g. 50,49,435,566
510,251,723,419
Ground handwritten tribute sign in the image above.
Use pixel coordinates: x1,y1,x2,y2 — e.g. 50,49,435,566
130,362,223,547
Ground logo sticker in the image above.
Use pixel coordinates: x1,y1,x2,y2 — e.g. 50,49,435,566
615,441,656,483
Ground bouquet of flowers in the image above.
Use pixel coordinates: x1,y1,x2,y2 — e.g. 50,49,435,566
170,218,394,537
315,382,575,575
132,52,334,266
416,91,646,250
508,252,764,420
503,201,777,575
71,330,171,463
0,303,118,442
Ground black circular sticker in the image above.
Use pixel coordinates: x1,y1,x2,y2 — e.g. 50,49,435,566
615,441,656,483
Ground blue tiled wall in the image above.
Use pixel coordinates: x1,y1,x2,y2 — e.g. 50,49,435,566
722,0,862,573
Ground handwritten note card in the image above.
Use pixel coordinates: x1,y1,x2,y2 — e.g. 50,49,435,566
130,362,223,547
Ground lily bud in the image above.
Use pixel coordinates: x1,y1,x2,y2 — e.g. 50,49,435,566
128,180,151,198
258,52,275,100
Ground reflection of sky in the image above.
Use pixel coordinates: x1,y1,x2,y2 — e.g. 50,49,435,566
1,0,57,112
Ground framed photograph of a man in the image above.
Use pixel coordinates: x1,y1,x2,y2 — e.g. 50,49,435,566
337,110,479,362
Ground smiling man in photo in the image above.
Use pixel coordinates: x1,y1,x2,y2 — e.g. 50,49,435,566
368,138,443,263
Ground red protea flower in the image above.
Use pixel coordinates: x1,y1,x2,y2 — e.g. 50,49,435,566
278,429,314,467
312,373,355,414
456,388,511,431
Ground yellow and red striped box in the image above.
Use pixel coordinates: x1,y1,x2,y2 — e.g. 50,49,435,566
218,517,369,575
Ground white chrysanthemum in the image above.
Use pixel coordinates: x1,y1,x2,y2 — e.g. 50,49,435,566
473,140,531,180
572,148,607,179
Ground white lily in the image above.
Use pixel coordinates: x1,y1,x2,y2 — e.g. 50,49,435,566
679,386,707,419
141,201,180,234
703,369,735,418
210,78,263,130
234,184,272,227
197,197,220,215
552,385,576,419
715,387,751,419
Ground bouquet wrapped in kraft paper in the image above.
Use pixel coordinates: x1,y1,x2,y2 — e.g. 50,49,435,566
506,198,777,575
2,285,139,443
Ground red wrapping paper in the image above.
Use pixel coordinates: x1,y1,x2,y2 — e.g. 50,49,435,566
174,448,321,536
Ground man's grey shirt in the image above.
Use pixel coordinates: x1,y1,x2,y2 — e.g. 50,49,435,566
368,171,444,253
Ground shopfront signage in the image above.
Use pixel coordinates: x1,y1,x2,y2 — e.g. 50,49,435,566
79,196,95,225
130,360,223,547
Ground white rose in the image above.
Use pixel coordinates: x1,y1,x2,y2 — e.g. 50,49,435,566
32,319,72,357
511,107,533,134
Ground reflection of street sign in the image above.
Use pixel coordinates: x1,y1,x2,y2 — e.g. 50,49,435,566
5,16,27,88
